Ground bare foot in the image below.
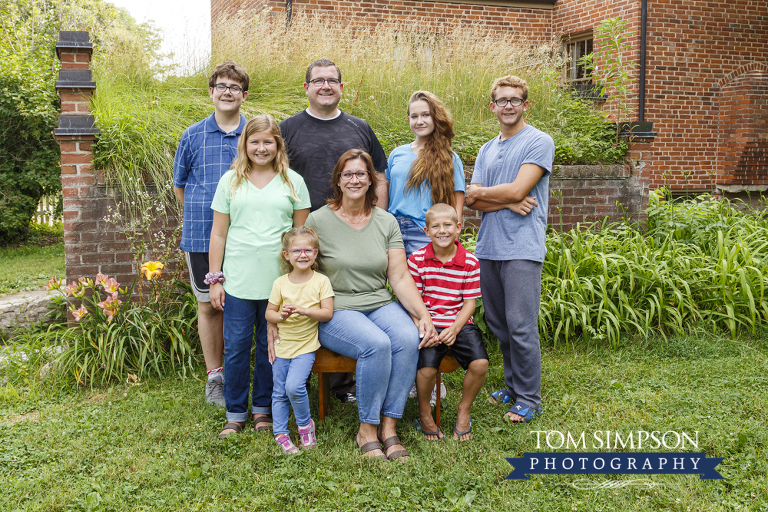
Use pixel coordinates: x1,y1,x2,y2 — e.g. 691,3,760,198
504,411,525,424
417,413,444,441
453,407,472,441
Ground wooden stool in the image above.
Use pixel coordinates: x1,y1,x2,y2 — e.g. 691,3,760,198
312,347,460,428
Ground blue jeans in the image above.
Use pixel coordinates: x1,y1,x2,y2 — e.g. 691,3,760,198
271,352,316,435
396,216,432,259
318,302,420,424
222,293,272,423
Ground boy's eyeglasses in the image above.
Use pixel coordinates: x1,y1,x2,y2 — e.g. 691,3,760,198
214,83,243,94
309,78,341,87
493,97,524,107
288,248,318,256
340,171,370,181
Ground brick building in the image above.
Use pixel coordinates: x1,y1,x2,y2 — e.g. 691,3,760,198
211,0,768,199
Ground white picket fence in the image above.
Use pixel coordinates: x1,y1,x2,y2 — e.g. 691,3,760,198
35,194,61,226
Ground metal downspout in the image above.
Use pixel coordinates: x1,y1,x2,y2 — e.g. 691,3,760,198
640,0,648,122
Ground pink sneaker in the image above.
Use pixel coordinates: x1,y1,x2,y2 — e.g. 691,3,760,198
275,434,299,454
298,420,317,449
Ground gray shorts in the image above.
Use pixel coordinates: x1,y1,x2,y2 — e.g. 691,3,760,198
185,252,211,302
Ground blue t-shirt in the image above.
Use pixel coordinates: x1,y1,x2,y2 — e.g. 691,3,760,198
470,125,555,262
173,113,247,253
386,144,465,229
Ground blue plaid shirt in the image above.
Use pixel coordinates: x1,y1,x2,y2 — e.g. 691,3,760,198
173,113,247,252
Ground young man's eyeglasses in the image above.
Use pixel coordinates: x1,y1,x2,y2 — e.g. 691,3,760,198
288,248,318,256
309,78,341,87
214,83,244,94
493,97,524,107
340,171,370,181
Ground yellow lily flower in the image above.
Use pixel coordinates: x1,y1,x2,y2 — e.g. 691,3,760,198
141,261,164,280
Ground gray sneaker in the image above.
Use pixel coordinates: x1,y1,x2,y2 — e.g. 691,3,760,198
205,374,226,408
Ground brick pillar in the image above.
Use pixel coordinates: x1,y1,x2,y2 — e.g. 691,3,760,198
53,31,115,284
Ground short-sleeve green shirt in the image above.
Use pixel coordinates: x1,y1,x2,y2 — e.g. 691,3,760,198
211,169,311,300
306,206,403,311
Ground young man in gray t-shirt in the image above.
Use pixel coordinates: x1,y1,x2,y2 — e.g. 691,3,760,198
466,75,555,425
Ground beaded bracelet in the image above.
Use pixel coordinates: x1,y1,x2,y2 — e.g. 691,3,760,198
204,271,226,285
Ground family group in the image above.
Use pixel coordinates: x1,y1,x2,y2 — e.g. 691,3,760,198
172,58,555,460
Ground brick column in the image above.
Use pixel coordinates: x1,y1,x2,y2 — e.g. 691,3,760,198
53,32,139,288
54,31,101,284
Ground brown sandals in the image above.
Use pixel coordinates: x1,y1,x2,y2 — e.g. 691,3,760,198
356,434,386,461
377,425,409,462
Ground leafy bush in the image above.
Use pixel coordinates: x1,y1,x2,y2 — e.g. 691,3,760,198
45,269,198,385
34,191,200,385
464,193,768,346
0,1,60,243
0,0,164,244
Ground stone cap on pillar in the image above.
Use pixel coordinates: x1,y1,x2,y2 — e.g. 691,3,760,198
56,31,93,58
55,69,96,90
55,115,100,136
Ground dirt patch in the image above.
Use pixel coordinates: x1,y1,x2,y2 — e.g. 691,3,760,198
89,393,107,403
5,411,39,425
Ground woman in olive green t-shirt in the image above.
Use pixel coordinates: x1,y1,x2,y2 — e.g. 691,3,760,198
306,149,437,462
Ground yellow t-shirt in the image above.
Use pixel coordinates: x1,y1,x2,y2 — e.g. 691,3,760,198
268,271,334,359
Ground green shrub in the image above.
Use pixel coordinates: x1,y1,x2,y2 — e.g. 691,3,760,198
0,1,60,243
45,271,199,385
463,193,768,346
37,192,200,385
0,0,164,244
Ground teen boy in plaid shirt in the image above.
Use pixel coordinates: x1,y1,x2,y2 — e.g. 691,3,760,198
173,61,250,408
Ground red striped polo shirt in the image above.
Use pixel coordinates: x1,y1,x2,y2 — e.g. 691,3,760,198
407,241,482,328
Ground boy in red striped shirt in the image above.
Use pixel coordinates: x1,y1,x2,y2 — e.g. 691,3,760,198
408,203,489,442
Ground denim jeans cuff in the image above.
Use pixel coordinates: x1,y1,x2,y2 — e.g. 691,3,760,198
252,405,272,416
226,412,249,423
381,412,403,420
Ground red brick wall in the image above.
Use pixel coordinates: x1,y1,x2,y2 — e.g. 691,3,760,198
212,0,553,36
642,0,768,192
718,69,768,194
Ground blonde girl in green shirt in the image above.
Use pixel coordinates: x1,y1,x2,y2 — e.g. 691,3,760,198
209,115,311,440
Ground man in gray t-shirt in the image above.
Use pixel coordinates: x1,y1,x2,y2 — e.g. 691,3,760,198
466,75,555,425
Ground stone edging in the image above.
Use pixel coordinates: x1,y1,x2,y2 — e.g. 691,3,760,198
0,290,54,335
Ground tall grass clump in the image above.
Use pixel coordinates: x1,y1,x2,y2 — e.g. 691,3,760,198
92,10,626,211
537,192,768,346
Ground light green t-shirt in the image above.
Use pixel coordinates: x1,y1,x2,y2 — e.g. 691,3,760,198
306,206,403,311
211,169,311,300
268,271,334,359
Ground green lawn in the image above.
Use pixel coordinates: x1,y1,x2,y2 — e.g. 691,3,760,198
2,332,766,511
0,223,64,296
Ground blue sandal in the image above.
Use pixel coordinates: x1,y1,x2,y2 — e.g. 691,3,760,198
506,402,543,424
488,389,513,406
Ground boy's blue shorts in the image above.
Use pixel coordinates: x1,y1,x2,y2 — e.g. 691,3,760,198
417,323,489,371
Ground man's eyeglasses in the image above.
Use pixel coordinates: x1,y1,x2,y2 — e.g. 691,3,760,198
214,83,244,94
288,248,318,257
309,78,341,87
340,171,370,181
493,97,524,107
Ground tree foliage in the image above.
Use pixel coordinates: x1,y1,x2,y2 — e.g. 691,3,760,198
0,0,60,243
0,0,162,244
